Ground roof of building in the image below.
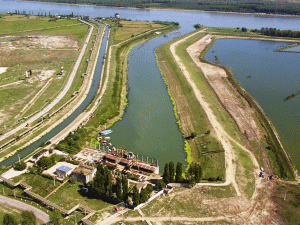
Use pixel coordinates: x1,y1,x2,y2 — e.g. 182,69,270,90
33,149,48,159
56,166,72,173
73,165,95,176
105,154,117,161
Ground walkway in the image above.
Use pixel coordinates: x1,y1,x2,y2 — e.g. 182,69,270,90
0,195,50,223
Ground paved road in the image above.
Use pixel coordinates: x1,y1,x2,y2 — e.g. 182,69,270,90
0,20,93,142
0,195,50,223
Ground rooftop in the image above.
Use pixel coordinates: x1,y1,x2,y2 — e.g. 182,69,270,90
73,165,95,176
56,166,72,172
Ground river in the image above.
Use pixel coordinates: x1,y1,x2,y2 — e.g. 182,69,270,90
0,0,299,171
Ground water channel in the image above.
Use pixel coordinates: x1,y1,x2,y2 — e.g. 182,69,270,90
0,0,299,171
0,25,109,167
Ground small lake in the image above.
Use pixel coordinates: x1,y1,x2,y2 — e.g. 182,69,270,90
205,39,300,171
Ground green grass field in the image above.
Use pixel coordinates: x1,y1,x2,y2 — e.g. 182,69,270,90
0,14,89,135
12,173,61,197
47,180,111,210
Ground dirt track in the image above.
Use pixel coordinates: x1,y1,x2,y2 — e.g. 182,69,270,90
170,31,241,196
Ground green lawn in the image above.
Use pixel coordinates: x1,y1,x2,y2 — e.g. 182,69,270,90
12,173,61,197
47,181,112,210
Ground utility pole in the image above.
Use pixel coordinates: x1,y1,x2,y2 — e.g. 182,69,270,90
284,190,288,201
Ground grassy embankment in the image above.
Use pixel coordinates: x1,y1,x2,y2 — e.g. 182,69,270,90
55,19,180,155
156,30,250,181
0,17,104,162
201,27,296,180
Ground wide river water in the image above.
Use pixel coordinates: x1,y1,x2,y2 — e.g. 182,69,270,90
0,0,299,171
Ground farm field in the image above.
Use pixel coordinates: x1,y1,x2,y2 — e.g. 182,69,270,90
0,14,89,135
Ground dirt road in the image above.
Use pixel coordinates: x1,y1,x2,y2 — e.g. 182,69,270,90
187,34,272,176
0,195,50,223
170,31,241,196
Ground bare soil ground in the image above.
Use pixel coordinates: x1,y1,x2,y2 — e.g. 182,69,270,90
0,35,78,50
187,34,272,176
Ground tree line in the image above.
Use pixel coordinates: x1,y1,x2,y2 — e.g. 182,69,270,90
26,0,300,15
252,27,300,38
90,164,154,207
2,211,36,225
162,161,203,186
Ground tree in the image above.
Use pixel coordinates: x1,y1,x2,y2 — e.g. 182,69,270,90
14,161,27,171
49,210,63,225
104,167,112,195
1,165,6,171
175,162,183,182
122,175,129,202
157,180,165,190
3,214,17,225
21,210,36,225
169,161,175,183
37,156,54,169
194,163,203,183
116,177,123,202
241,27,248,32
93,170,105,194
193,24,202,29
132,185,140,207
163,163,170,184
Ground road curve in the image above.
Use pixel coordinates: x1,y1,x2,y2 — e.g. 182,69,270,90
0,195,50,223
0,20,94,142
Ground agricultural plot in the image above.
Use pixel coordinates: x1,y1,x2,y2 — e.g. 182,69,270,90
0,14,88,135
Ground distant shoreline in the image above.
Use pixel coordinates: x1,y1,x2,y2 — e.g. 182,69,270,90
15,0,300,18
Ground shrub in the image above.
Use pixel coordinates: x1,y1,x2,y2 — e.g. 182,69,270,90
14,161,27,171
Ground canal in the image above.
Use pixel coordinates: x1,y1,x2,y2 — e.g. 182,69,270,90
0,0,299,171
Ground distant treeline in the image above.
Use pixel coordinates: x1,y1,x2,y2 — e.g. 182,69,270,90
252,27,300,38
23,0,300,15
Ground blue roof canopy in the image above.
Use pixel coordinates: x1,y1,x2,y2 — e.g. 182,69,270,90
100,129,113,136
56,166,72,172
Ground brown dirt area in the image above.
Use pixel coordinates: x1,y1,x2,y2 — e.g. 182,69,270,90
0,35,78,50
187,34,272,176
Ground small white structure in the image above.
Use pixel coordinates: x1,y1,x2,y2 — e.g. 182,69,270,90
55,165,73,178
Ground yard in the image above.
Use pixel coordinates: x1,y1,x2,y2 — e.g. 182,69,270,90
47,180,112,211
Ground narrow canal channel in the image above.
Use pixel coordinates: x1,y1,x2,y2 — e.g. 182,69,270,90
0,26,109,167
109,36,186,172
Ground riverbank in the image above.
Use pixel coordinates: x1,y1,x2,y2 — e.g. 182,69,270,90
199,29,298,181
0,21,105,164
18,0,300,18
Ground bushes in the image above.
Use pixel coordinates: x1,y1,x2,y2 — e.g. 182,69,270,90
14,161,27,171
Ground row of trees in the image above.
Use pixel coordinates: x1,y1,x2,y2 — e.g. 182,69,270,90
24,0,300,15
163,161,183,184
163,161,202,186
254,27,300,38
132,184,153,207
2,211,36,225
